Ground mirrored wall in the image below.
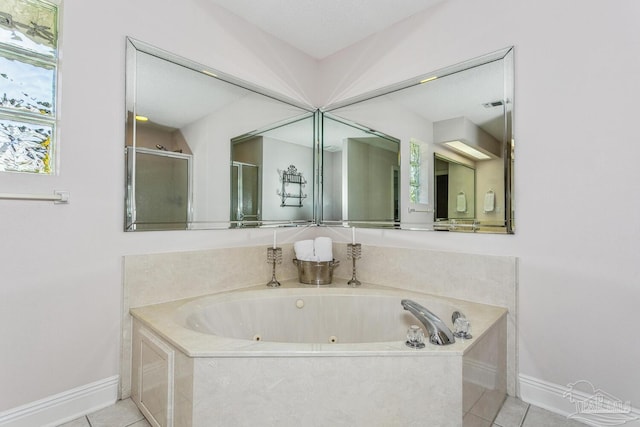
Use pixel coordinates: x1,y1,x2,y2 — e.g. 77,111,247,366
125,38,316,230
322,47,514,233
125,38,514,233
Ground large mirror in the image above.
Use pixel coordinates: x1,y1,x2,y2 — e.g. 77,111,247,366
321,114,400,225
125,38,316,230
322,47,514,233
125,38,513,233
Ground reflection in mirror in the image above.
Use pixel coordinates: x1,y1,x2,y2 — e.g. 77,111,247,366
321,114,400,225
126,147,192,231
230,115,315,226
125,38,315,231
323,47,514,233
434,154,475,228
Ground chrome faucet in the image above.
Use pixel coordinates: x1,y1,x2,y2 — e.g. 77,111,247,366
401,299,456,345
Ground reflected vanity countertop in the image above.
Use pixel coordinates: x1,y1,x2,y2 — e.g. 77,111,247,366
130,280,507,358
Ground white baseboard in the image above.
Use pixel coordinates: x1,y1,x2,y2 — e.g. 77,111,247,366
0,376,119,427
519,374,640,427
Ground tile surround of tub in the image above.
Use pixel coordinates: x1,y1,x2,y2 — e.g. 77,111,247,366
333,244,518,396
121,243,517,398
121,244,298,398
193,354,462,426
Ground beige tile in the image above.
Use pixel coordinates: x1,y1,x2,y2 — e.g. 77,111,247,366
470,388,506,422
464,412,494,427
522,405,586,427
86,398,144,427
57,417,90,427
494,396,529,427
127,419,152,427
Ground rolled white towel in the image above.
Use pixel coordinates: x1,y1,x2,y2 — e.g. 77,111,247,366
314,237,333,262
484,191,495,212
294,240,316,261
456,193,466,213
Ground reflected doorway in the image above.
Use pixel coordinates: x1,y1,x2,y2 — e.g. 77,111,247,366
231,161,260,224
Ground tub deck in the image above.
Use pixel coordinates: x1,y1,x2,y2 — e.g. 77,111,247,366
130,282,507,426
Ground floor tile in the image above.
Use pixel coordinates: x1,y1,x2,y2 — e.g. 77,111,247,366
127,419,152,427
464,412,494,427
494,396,530,427
86,398,144,427
469,389,506,422
57,417,90,427
522,405,586,427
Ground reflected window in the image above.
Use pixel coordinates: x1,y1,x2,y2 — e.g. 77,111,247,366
409,140,421,203
0,0,58,174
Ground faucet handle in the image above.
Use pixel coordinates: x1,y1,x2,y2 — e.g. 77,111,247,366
405,325,426,349
452,314,472,339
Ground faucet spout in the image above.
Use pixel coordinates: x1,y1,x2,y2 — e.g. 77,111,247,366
401,299,455,345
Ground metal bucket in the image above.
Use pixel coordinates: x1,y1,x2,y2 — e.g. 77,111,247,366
293,259,340,285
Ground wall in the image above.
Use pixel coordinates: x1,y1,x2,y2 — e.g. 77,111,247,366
446,162,475,220
0,0,319,417
475,158,504,224
319,0,640,418
346,137,398,221
180,93,308,223
261,137,313,220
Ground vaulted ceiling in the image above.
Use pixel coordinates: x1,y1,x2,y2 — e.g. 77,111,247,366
207,0,446,59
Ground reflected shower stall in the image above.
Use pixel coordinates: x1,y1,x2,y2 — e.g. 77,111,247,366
126,147,192,230
231,161,260,224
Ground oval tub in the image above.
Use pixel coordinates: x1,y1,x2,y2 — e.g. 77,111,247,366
130,285,508,427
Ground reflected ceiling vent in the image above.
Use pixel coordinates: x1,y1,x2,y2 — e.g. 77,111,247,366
434,117,501,161
482,100,504,108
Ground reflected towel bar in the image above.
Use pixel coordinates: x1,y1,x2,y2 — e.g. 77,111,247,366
0,191,70,204
408,207,432,213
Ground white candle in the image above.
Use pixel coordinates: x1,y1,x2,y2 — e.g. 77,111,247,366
351,227,356,245
273,230,277,249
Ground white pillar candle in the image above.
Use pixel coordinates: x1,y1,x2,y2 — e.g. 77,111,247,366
351,227,356,244
273,230,277,249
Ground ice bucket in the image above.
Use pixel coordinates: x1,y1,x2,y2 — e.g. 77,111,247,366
293,259,340,285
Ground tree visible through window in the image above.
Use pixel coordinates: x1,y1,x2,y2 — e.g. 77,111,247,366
0,0,58,174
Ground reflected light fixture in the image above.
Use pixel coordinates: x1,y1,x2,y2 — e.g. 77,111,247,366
434,117,501,161
444,140,491,160
135,115,149,122
201,69,218,77
420,76,437,84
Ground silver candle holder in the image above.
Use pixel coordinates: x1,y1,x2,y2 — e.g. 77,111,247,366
266,247,282,287
346,243,362,287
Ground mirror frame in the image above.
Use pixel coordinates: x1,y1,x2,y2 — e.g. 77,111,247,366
125,38,514,234
321,47,515,233
124,37,318,231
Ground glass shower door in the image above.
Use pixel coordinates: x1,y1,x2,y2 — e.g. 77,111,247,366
231,161,260,225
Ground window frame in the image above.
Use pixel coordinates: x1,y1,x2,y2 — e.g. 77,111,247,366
0,0,59,174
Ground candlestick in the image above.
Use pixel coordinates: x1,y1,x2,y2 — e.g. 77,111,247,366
351,226,355,245
273,230,277,249
266,246,282,287
347,243,361,287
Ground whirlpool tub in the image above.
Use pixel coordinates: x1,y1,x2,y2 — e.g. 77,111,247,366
130,284,507,427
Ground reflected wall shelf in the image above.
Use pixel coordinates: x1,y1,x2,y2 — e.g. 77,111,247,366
277,165,307,207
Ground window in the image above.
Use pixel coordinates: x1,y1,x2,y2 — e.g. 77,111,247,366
409,140,421,203
0,0,58,174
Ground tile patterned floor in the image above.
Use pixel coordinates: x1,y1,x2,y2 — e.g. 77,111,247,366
58,395,586,426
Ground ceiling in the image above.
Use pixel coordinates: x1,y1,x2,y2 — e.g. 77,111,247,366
207,0,446,59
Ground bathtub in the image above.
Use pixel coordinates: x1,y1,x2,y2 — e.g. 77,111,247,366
130,284,507,426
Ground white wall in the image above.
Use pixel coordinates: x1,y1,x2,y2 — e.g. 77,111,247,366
2,0,640,421
181,93,311,223
0,0,319,412
261,137,313,220
320,0,640,411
